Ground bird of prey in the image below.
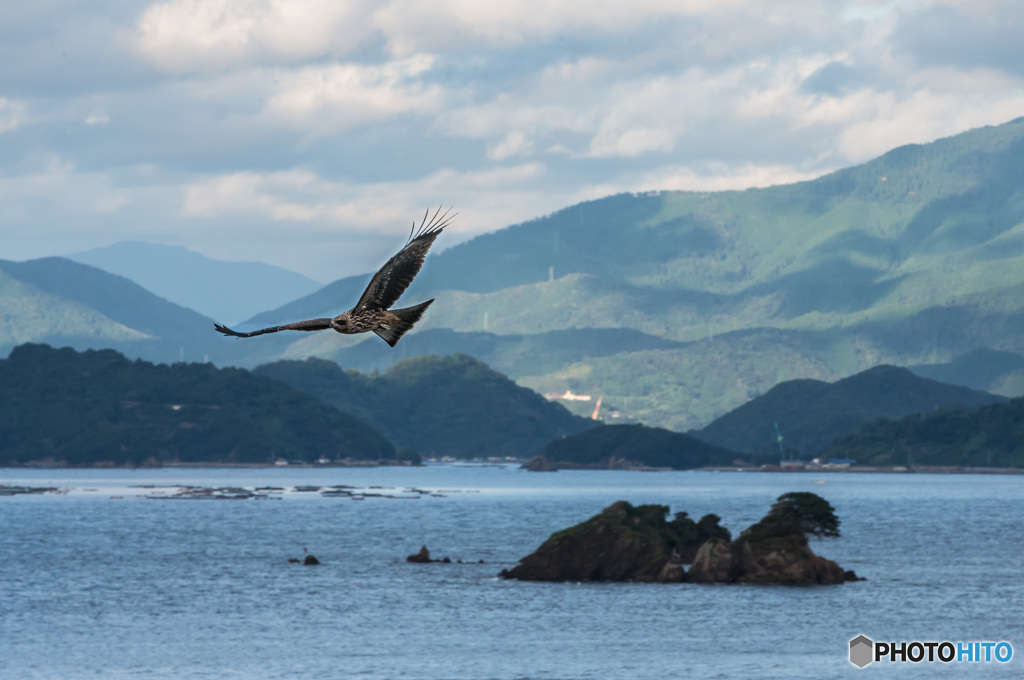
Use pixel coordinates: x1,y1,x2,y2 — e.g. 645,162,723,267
214,207,454,347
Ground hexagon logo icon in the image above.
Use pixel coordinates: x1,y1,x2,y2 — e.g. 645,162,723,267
850,635,874,668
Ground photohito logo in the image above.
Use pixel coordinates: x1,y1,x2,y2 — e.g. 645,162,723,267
849,635,1013,668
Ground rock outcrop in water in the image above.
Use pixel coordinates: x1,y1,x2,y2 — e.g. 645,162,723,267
688,492,854,585
503,493,859,585
406,545,451,563
499,501,729,583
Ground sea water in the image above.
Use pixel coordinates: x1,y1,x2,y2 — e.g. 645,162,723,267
1,465,1022,679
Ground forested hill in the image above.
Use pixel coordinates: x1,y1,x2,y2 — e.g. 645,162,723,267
0,344,396,467
537,423,735,471
694,365,1006,456
823,397,1024,468
254,354,596,460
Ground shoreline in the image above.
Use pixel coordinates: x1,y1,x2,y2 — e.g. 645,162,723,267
698,465,1024,475
1,459,523,470
3,461,1023,475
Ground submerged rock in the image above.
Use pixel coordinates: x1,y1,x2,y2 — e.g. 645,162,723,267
406,545,452,563
521,455,558,472
500,501,728,583
303,554,320,566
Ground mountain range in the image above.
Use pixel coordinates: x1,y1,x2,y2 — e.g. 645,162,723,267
69,241,322,325
692,365,1006,456
242,117,1024,428
4,118,1024,431
0,257,288,367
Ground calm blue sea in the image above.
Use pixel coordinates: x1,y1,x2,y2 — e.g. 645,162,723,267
1,465,1022,679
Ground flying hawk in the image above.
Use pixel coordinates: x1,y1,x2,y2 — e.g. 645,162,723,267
214,207,454,347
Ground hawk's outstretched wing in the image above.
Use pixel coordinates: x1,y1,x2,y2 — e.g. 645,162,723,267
354,207,455,312
214,318,333,338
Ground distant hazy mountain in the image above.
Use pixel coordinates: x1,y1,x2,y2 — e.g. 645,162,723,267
70,241,322,324
909,348,1024,394
692,365,1006,456
0,257,289,366
245,273,366,327
240,117,1024,431
286,327,686,377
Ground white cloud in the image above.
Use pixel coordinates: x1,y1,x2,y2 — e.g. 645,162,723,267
835,88,1024,162
3,0,1024,283
0,158,133,219
0,98,26,133
638,162,825,193
588,127,676,158
374,0,759,56
181,162,547,230
264,56,443,133
172,162,557,277
487,131,533,160
136,0,377,72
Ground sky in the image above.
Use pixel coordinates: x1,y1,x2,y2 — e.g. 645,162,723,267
2,0,1024,283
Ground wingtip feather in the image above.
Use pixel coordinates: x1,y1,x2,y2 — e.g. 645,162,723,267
214,323,243,338
407,205,457,244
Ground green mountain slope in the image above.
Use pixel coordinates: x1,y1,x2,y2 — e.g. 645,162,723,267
0,269,150,349
9,119,1024,439
282,327,685,377
255,354,596,459
234,118,1024,432
0,344,395,466
692,365,1006,456
0,257,291,367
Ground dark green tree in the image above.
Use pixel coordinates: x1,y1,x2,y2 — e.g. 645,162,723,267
765,492,841,538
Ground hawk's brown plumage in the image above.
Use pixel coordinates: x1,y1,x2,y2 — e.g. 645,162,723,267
214,207,454,347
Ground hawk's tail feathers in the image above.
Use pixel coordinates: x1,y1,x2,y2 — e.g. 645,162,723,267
375,299,434,347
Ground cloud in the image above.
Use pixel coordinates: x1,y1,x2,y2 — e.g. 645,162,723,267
0,98,26,133
181,162,547,229
0,158,133,220
487,131,533,160
893,0,1024,76
638,162,828,192
3,0,1024,284
801,61,864,96
263,56,444,134
136,0,378,72
172,161,556,277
